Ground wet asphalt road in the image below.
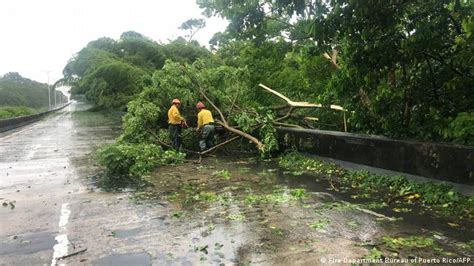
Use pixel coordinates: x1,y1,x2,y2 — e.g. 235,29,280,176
0,102,129,265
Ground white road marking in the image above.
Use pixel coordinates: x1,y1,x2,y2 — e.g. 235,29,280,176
51,203,71,266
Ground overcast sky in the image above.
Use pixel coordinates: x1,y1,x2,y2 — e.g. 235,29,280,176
0,0,227,84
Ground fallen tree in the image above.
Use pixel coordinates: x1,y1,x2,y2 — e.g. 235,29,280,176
95,60,351,185
107,60,350,160
150,63,349,155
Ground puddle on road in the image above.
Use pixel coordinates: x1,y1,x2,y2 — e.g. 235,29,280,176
123,156,473,264
112,227,142,238
92,252,152,266
0,231,56,256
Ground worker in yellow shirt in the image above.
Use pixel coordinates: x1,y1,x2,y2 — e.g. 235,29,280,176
196,102,215,151
168,98,186,150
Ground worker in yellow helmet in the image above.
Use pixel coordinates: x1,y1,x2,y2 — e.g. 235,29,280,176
196,102,215,151
168,98,186,150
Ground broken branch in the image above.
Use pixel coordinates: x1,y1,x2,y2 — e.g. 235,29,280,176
259,84,323,108
200,135,241,155
57,248,87,260
216,120,264,151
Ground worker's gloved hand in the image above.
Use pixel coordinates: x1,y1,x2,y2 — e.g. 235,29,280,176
180,121,188,129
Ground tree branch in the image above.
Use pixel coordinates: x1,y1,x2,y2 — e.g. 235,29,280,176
200,135,241,155
216,120,264,151
258,84,323,108
273,121,304,128
226,89,241,122
180,65,265,152
422,52,472,79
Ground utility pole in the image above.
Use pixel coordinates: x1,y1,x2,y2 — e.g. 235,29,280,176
54,85,57,108
46,71,51,110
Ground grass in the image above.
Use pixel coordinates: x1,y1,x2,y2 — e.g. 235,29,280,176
382,236,436,249
0,106,38,119
309,218,330,230
212,169,232,180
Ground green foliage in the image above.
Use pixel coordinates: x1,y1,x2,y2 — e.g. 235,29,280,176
290,188,307,200
193,192,219,203
231,108,279,156
212,169,231,180
0,106,37,119
97,143,185,180
257,110,279,155
279,152,474,218
179,18,206,41
364,248,384,260
199,0,474,144
226,212,245,221
96,85,186,186
64,32,211,110
79,59,150,109
442,112,474,145
98,143,162,179
161,38,211,64
279,152,344,177
244,187,308,205
118,33,165,71
119,87,162,143
382,236,436,249
309,219,330,230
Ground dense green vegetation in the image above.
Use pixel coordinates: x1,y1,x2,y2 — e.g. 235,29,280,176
0,106,37,119
65,1,473,145
0,72,49,109
63,2,472,182
95,86,186,184
198,0,474,143
97,142,185,186
0,72,67,119
63,33,209,109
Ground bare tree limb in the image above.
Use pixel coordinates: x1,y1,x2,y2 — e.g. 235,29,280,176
259,83,348,132
226,89,241,122
216,120,264,151
259,84,323,108
57,248,87,260
323,49,340,69
259,83,347,111
274,106,294,122
200,135,241,155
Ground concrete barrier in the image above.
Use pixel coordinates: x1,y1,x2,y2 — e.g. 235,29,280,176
277,127,474,185
0,103,71,133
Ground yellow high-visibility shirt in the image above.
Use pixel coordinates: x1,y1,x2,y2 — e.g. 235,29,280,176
168,105,184,125
197,109,214,129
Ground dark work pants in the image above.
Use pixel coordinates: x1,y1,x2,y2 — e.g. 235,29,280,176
168,124,182,151
199,124,215,151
